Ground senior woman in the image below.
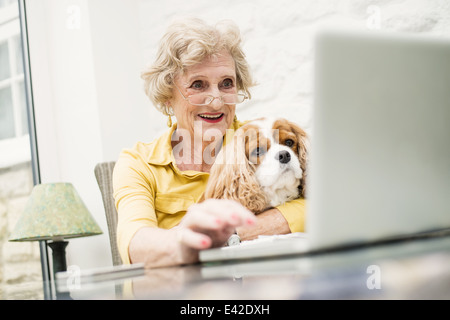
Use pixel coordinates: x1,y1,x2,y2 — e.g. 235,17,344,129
113,18,307,268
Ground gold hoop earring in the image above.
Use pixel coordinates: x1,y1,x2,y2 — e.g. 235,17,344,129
167,115,172,127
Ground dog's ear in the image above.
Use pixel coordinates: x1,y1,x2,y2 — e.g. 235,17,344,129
204,130,269,213
289,121,309,198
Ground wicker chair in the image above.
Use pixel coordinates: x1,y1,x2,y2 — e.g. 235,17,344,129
94,161,122,266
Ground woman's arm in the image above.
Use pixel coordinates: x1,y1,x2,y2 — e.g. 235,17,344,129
236,198,307,241
129,227,198,268
236,208,290,241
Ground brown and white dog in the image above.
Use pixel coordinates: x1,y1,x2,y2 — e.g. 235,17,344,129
204,117,309,214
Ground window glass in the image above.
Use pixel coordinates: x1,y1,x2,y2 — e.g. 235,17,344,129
18,81,27,135
0,86,15,139
0,41,10,81
0,0,16,8
13,35,23,75
0,0,42,299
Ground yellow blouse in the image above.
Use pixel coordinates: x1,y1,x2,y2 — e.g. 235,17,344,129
113,118,307,264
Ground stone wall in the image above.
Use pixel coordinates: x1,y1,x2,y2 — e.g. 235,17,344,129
138,0,450,134
0,161,43,299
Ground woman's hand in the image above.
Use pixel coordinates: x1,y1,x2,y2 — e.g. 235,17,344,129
177,198,256,249
129,199,256,268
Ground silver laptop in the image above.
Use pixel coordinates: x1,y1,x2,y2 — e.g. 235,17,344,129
200,29,450,263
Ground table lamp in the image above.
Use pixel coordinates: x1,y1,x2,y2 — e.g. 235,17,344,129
9,183,102,276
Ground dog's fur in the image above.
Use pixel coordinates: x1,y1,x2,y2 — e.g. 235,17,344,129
204,117,309,214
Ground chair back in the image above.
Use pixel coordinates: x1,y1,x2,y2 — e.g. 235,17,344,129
94,161,122,266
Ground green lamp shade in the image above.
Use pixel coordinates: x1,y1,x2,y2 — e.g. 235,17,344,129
9,183,102,241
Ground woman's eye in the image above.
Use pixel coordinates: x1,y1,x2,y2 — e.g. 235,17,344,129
285,139,295,147
190,80,204,89
222,78,234,88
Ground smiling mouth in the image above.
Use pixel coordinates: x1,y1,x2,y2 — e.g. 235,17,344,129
198,113,224,122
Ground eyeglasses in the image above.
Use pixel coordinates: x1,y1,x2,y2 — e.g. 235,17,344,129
174,83,248,106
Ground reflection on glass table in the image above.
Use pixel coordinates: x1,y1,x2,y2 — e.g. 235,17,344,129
54,234,450,300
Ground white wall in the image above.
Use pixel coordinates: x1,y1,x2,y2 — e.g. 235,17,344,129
138,0,450,133
25,0,155,269
26,0,450,269
88,0,163,161
26,0,108,269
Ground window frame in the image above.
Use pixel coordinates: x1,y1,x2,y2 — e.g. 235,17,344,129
17,0,51,300
0,1,29,167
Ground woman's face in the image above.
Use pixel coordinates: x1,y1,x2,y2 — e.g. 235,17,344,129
169,51,237,140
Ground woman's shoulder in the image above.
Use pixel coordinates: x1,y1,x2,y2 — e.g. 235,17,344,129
118,127,174,166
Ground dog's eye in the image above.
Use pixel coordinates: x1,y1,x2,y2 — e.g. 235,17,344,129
251,147,266,158
284,139,295,147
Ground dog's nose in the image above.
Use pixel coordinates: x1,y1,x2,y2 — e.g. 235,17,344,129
276,150,291,164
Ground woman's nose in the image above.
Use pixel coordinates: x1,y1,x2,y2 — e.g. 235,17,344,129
209,96,224,109
208,86,224,109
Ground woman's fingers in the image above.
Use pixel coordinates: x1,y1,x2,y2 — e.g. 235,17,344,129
181,206,225,230
217,199,256,226
185,199,256,229
176,227,211,250
177,199,257,250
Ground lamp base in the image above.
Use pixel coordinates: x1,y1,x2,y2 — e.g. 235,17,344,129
48,240,73,300
48,240,68,275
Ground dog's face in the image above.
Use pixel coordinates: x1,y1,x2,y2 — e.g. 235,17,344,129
204,117,309,213
243,118,306,193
